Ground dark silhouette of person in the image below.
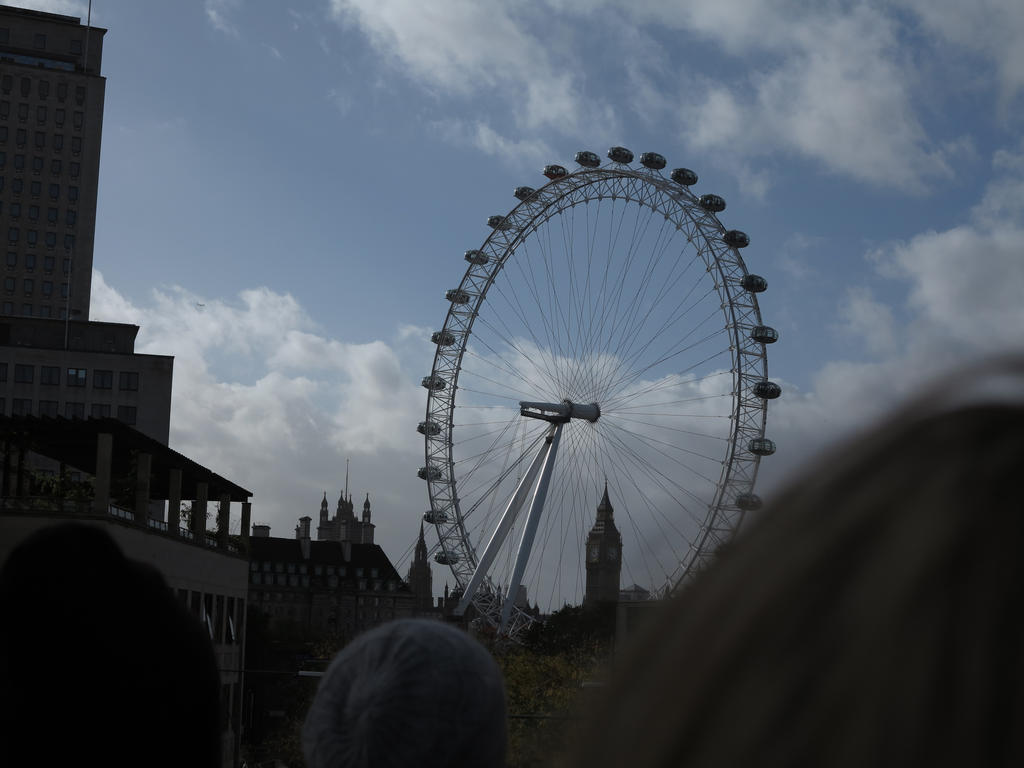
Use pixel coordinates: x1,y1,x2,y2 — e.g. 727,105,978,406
0,523,221,767
303,618,507,768
568,375,1024,766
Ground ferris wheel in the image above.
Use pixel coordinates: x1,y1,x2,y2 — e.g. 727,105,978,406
418,147,780,638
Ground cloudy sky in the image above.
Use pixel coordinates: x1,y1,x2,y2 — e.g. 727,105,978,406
6,0,1024,597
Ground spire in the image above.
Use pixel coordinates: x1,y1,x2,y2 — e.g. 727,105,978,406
344,458,349,500
415,520,428,561
597,480,613,520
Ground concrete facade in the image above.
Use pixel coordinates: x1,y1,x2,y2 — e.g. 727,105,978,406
0,5,105,320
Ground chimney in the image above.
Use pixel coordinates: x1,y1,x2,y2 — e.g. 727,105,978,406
298,516,312,560
252,524,271,538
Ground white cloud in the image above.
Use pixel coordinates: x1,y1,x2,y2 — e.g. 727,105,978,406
759,145,1024,490
89,274,430,559
432,120,557,168
205,0,241,36
5,0,89,16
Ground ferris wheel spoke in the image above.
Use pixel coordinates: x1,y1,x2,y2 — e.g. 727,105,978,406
600,248,710,379
486,278,567,394
599,293,722,400
596,419,713,518
594,429,678,587
603,331,731,409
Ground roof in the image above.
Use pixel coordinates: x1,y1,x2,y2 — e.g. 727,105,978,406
249,537,407,586
0,415,252,502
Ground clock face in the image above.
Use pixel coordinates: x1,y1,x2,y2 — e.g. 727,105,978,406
588,544,600,562
607,545,619,560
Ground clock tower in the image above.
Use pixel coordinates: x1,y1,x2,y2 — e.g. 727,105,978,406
584,483,622,606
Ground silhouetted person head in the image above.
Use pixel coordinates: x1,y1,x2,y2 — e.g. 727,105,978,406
303,618,507,768
0,523,220,768
569,372,1024,767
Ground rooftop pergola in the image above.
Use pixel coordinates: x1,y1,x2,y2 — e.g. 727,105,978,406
0,415,253,552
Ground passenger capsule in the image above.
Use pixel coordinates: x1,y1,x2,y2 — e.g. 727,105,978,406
418,465,442,481
698,194,726,213
446,288,470,304
640,152,667,170
752,380,782,400
750,326,779,344
735,493,763,511
748,437,776,456
423,509,449,524
464,249,489,265
740,274,768,293
723,230,750,248
431,330,456,346
421,375,447,391
417,420,441,436
487,215,510,230
543,164,568,180
513,186,536,201
575,150,601,168
671,167,699,186
434,551,460,565
607,146,634,164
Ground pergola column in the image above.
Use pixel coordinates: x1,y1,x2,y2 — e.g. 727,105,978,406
193,481,208,541
93,432,113,515
134,452,151,526
217,493,230,548
240,501,252,554
167,467,182,535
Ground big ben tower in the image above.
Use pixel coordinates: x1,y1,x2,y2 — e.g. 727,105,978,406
584,483,622,606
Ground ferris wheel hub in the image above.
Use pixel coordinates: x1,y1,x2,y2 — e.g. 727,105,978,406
519,400,601,424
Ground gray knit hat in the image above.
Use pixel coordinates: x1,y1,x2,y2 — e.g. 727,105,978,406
302,619,507,768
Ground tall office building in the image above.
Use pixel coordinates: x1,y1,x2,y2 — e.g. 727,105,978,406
0,5,104,320
0,6,172,443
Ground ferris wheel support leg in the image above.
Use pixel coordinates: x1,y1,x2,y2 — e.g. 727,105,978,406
454,427,554,617
499,423,564,634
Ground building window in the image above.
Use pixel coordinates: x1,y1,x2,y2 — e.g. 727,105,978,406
19,78,30,98
17,103,28,121
7,228,18,244
63,234,74,250
12,398,32,416
55,108,65,127
66,210,76,226
38,80,49,99
60,282,68,298
5,277,15,292
40,366,59,385
69,161,79,178
57,83,67,101
0,363,6,382
49,159,60,175
28,205,38,221
22,278,33,295
13,154,23,170
117,405,136,425
8,203,18,219
41,280,52,296
47,207,56,224
75,87,85,106
38,305,50,318
93,369,112,389
45,232,55,248
118,371,139,391
66,367,87,387
34,33,47,49
52,134,62,150
89,403,110,419
49,183,59,200
71,136,80,155
20,303,31,316
36,107,46,124
26,230,37,246
1,302,11,315
43,255,53,273
31,156,42,172
68,185,78,201
72,112,83,130
38,400,58,417
65,401,85,419
14,364,33,383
